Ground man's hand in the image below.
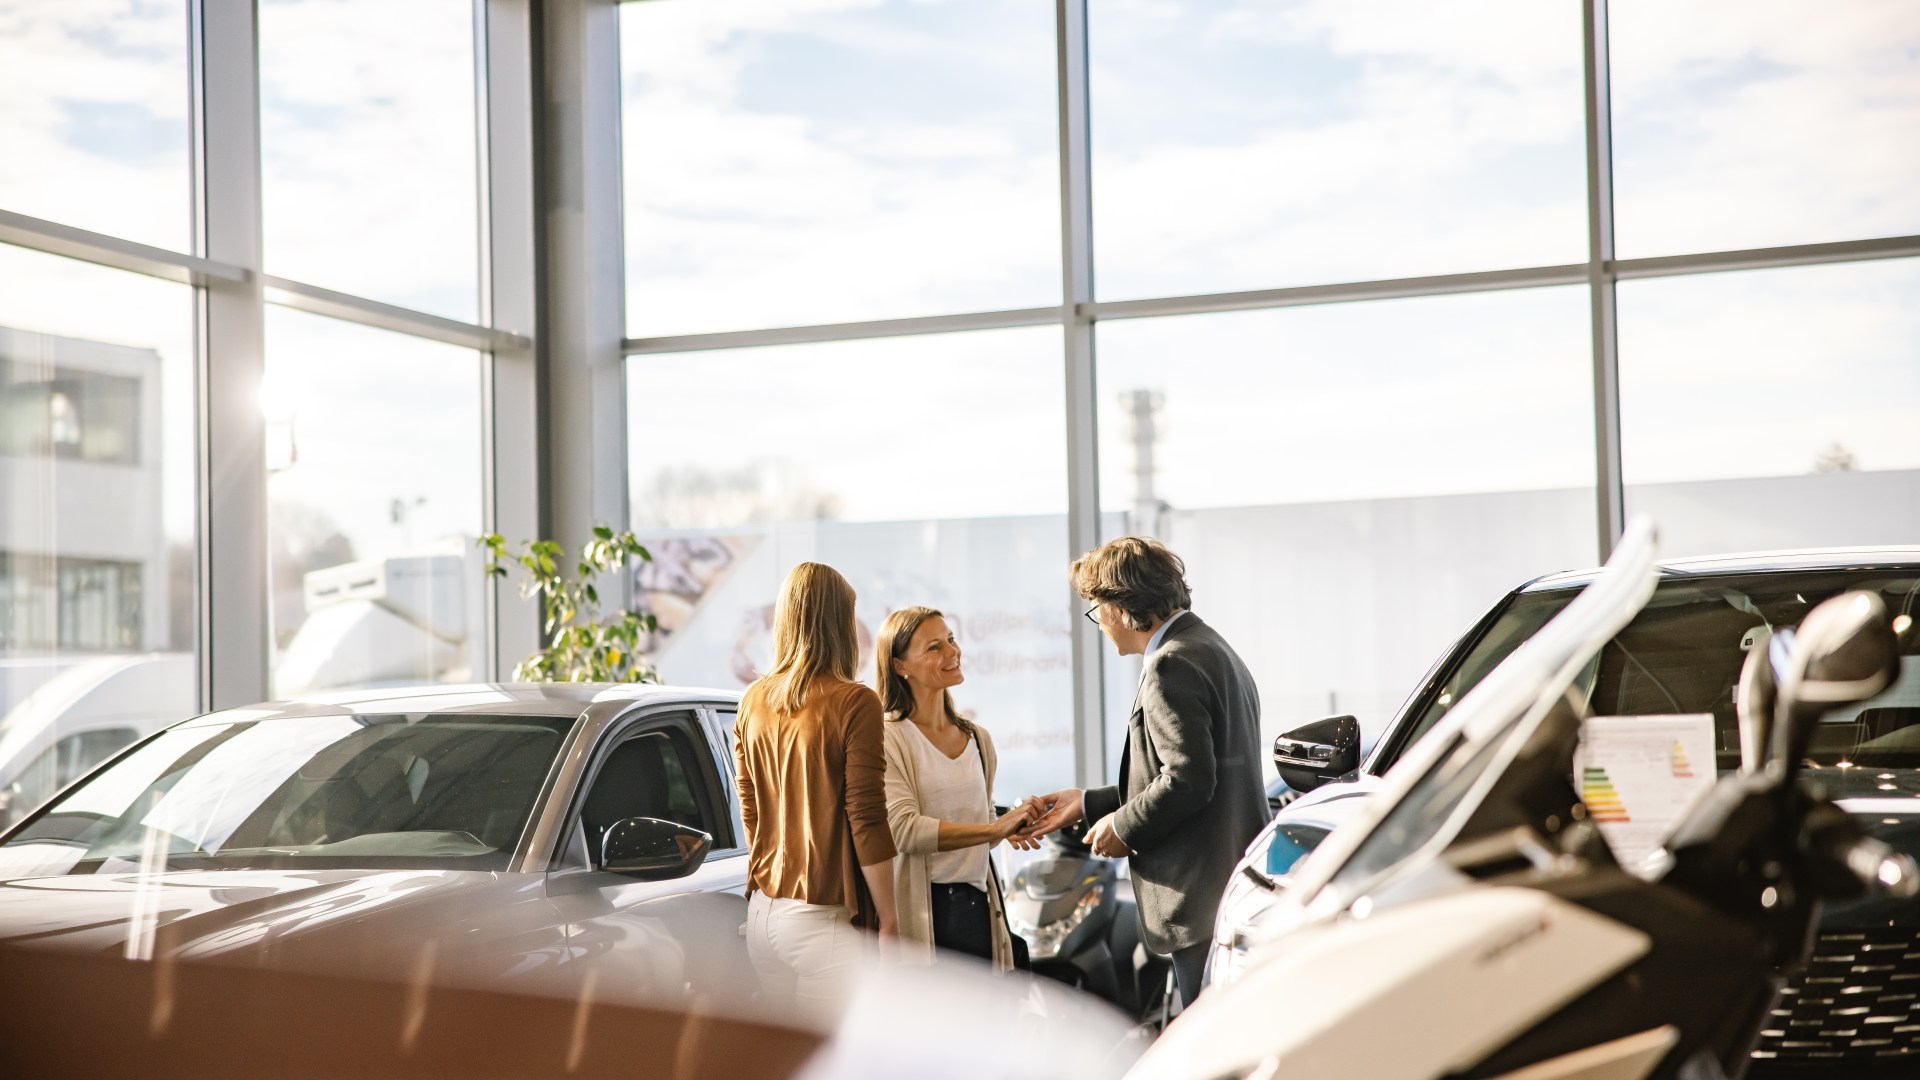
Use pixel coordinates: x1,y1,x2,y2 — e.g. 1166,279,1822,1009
1088,812,1131,858
995,798,1043,850
1013,788,1085,843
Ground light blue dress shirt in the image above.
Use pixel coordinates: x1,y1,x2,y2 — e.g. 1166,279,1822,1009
1142,609,1189,676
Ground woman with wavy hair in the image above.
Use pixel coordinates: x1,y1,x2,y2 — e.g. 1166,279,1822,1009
875,605,1034,971
735,562,898,1015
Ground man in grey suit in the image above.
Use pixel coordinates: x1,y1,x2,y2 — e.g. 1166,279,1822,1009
1020,537,1270,1007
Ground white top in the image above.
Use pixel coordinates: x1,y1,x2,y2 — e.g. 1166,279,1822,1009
904,723,993,887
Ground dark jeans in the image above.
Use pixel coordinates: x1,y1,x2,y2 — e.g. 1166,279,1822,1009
930,882,994,962
1171,941,1209,1008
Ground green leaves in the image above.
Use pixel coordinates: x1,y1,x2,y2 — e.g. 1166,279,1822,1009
476,527,661,686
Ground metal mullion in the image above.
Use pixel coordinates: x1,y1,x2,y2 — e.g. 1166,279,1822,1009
260,274,529,353
1583,0,1624,561
1058,0,1104,789
197,0,270,709
1087,263,1590,322
1613,234,1920,280
622,306,1061,355
0,208,247,287
614,227,1920,360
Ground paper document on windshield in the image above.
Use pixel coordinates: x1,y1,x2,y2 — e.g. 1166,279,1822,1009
1574,713,1716,874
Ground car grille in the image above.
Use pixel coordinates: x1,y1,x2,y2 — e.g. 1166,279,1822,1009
1753,927,1920,1061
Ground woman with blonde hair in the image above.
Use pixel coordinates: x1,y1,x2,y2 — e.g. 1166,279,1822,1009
876,605,1034,971
735,562,898,1014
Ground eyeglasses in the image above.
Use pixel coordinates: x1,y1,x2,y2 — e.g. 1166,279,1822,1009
1083,604,1101,625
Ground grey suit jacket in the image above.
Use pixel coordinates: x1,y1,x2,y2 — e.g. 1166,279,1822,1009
1083,613,1270,954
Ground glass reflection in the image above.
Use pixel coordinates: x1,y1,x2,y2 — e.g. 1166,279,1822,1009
258,0,481,320
1611,0,1920,257
0,1,192,251
1094,288,1597,759
1619,258,1920,558
1090,0,1588,301
620,0,1061,336
624,327,1071,796
0,242,197,828
264,308,485,697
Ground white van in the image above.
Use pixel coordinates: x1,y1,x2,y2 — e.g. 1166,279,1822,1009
0,653,194,829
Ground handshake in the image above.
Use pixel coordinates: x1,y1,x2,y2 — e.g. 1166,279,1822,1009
991,789,1131,858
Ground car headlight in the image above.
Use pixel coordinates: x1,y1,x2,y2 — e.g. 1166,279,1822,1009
1208,867,1292,989
1011,888,1101,960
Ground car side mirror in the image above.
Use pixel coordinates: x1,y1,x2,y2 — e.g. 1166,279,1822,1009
601,816,712,880
1273,715,1361,794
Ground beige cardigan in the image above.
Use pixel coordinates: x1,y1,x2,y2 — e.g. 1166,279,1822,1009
880,714,1016,972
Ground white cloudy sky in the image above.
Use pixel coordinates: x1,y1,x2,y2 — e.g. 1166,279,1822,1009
627,325,1068,524
256,0,481,322
2,0,1917,595
0,1,486,571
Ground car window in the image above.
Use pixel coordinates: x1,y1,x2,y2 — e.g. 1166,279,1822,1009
1,727,139,828
0,713,572,876
1393,570,1920,784
573,721,724,869
1262,823,1331,877
1391,597,1572,763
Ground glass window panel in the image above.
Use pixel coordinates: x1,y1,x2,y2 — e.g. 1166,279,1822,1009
264,308,485,697
0,1,192,250
620,0,1061,337
1090,0,1588,302
1611,0,1920,258
625,327,1073,795
0,243,198,822
258,0,481,321
1094,288,1597,759
1620,258,1920,559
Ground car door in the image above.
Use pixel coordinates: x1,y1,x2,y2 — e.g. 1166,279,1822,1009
545,707,756,1004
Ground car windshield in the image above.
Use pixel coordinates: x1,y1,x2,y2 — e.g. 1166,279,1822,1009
1295,521,1661,909
1398,569,1920,791
0,712,573,876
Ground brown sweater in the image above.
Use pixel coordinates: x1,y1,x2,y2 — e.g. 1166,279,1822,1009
734,676,898,920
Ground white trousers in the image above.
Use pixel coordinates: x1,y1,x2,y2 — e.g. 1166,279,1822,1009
746,892,868,1019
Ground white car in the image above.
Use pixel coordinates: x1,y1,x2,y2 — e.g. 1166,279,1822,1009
1209,546,1920,1068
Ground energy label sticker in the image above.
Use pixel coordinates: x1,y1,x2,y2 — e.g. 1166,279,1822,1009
1573,713,1716,873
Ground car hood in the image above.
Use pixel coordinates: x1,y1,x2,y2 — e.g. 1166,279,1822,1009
1281,776,1384,824
0,868,557,981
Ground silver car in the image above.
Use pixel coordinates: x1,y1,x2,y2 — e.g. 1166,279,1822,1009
0,682,757,1005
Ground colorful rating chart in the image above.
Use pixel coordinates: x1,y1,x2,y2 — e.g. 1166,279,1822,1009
1574,714,1716,872
1670,740,1695,778
1581,767,1630,822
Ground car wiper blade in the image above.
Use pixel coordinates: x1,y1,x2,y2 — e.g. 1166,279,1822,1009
1241,864,1279,893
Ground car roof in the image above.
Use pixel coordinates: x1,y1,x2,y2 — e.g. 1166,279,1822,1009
1521,546,1920,594
177,683,742,727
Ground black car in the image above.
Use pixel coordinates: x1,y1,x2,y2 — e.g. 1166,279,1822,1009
1217,548,1920,1068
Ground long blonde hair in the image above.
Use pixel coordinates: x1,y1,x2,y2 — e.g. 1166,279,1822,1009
761,562,860,713
875,605,962,725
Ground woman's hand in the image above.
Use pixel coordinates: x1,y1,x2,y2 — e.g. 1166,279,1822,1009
994,798,1040,849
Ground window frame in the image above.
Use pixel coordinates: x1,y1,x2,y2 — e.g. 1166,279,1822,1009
548,707,735,874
